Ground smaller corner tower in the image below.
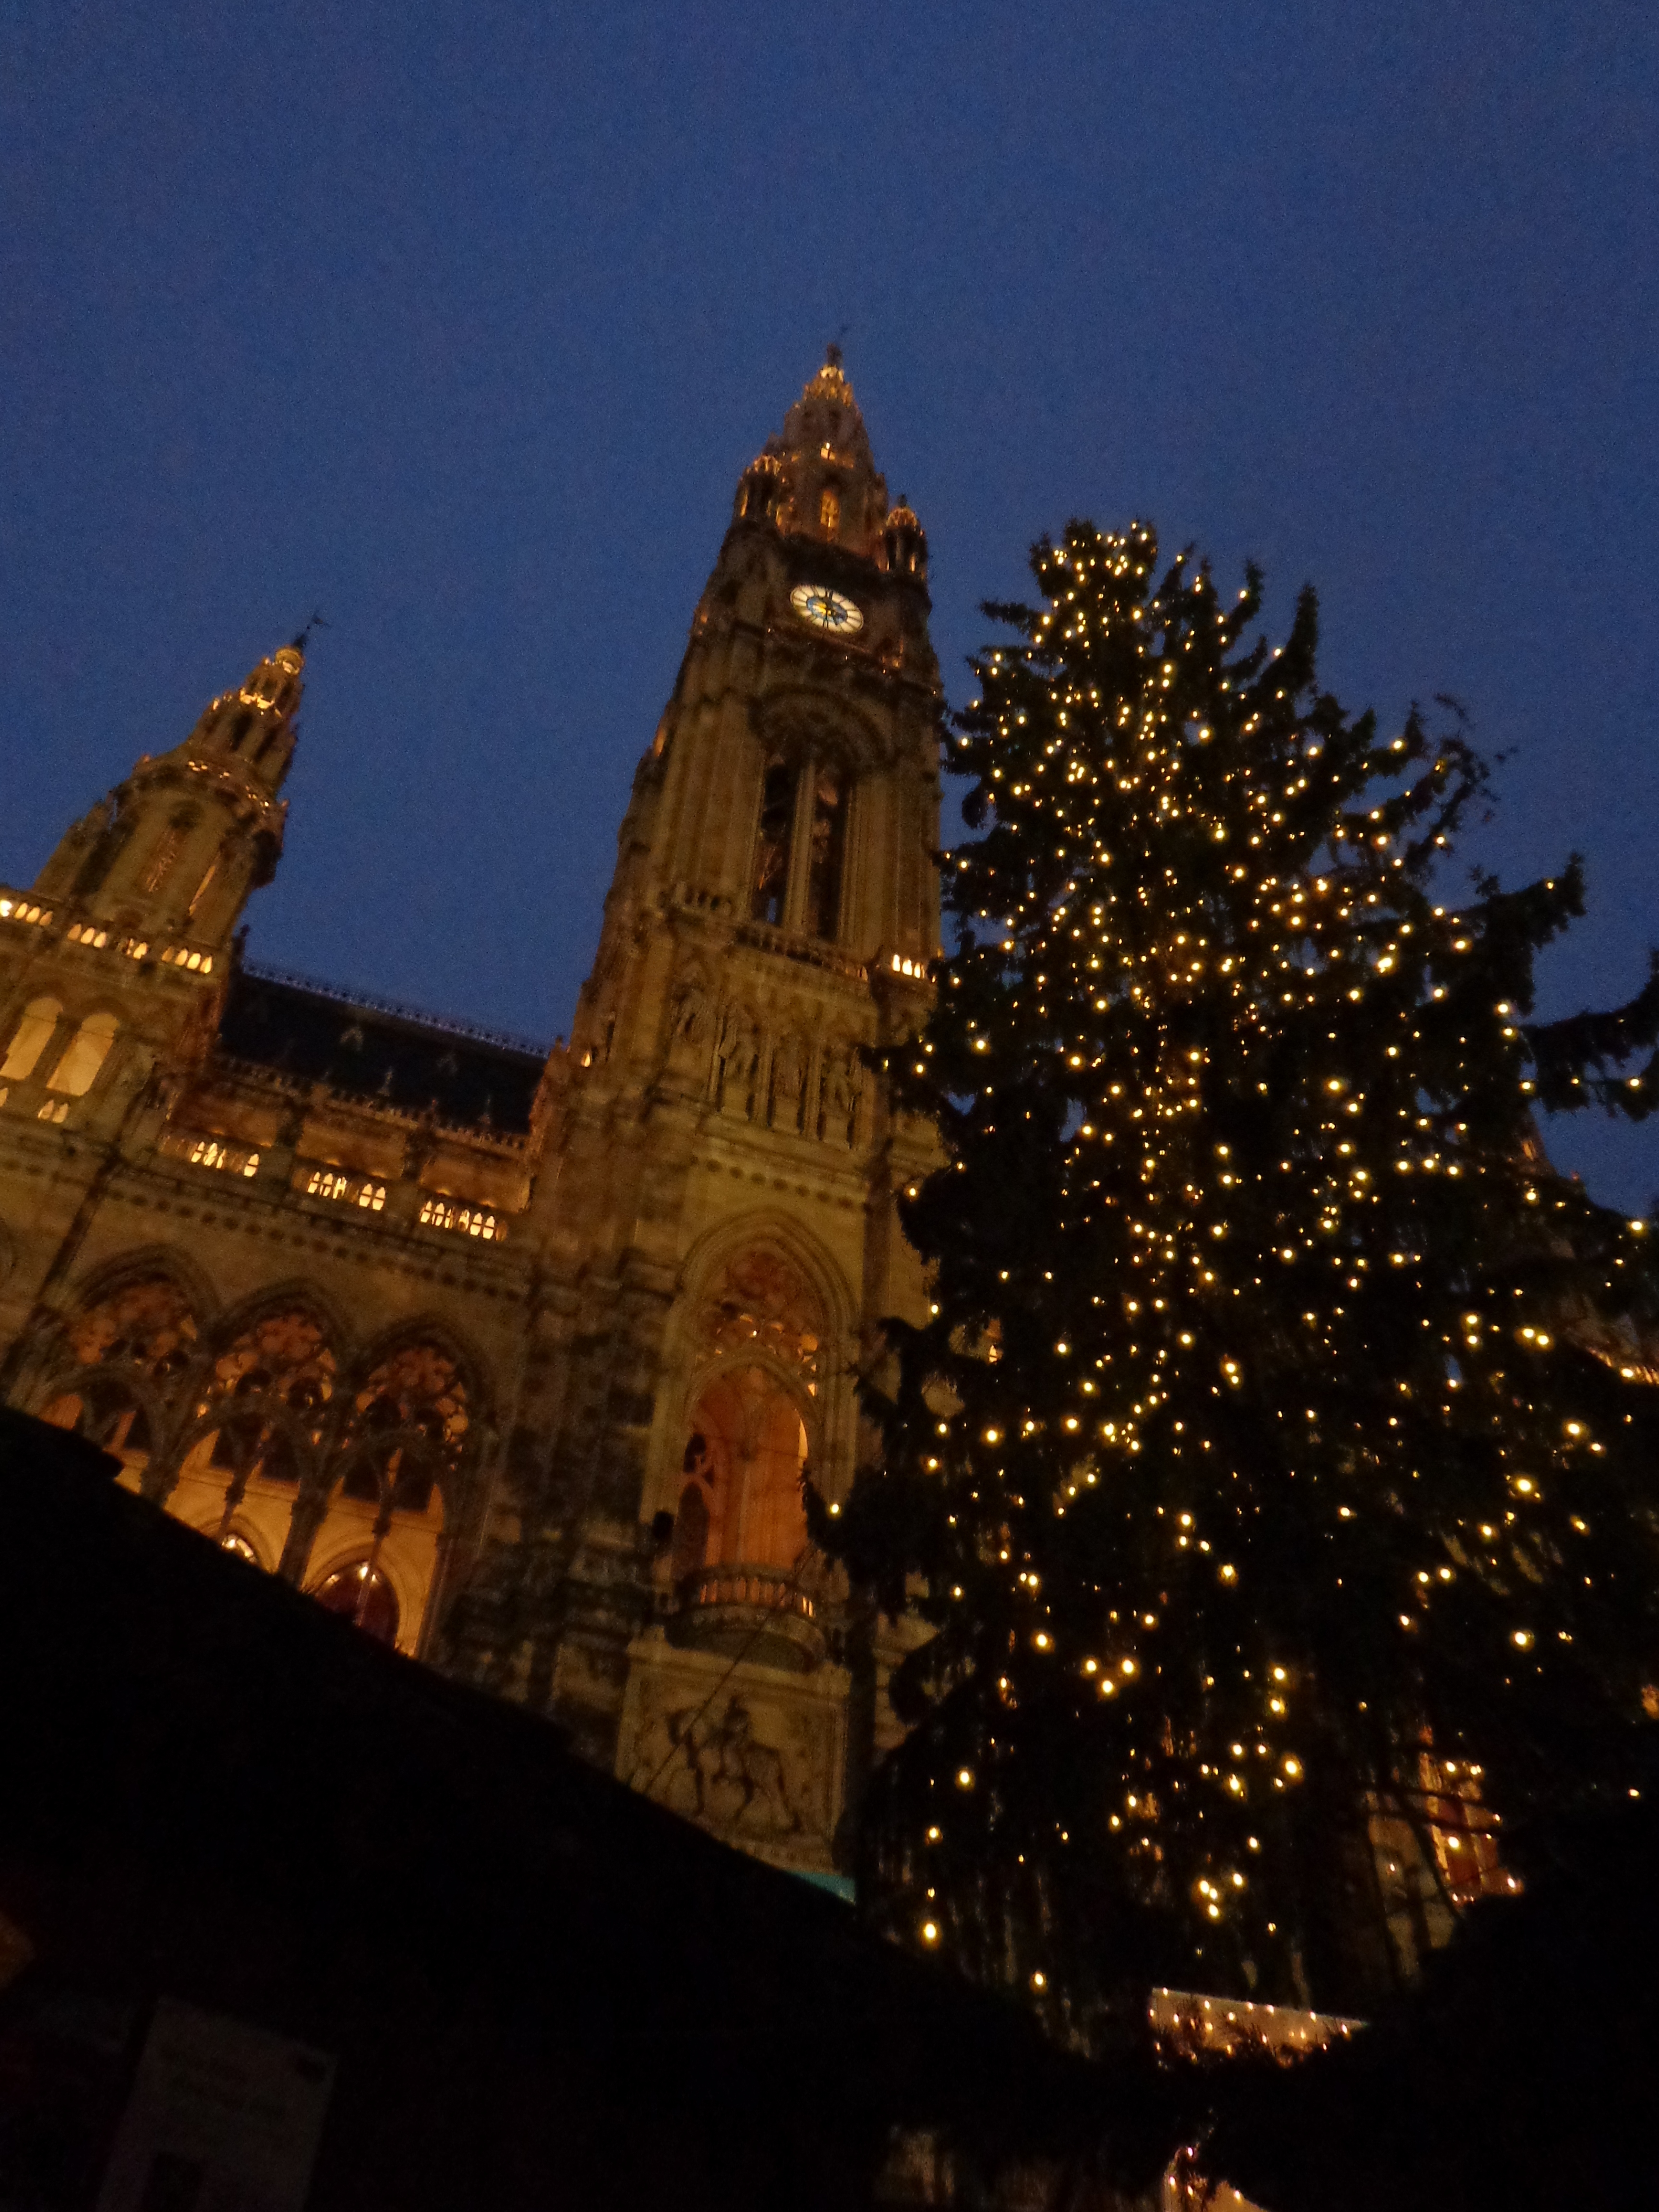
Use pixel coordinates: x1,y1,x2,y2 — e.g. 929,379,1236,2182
31,640,303,961
1,639,307,1151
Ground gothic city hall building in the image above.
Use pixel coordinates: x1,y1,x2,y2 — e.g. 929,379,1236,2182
0,354,941,1877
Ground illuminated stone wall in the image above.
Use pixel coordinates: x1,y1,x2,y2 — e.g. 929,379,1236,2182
0,354,943,1875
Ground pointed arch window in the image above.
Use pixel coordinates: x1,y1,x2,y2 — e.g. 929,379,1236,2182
334,1342,469,1519
191,1310,337,1528
139,826,185,895
751,756,797,926
46,1010,118,1097
749,750,854,943
39,1275,199,1479
312,1559,400,1644
187,858,218,919
818,487,840,536
1,997,61,1081
806,767,847,940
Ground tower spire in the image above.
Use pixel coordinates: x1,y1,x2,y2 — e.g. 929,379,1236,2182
28,640,302,952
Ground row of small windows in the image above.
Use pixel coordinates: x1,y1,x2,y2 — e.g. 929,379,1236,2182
0,1000,118,1096
750,756,848,941
156,1134,498,1236
308,1167,386,1210
418,1196,505,1241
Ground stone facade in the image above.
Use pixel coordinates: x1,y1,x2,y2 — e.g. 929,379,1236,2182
0,352,941,1875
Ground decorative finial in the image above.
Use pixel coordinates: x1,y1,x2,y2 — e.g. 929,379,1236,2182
825,341,843,371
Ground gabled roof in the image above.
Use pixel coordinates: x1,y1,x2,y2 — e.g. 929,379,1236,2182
216,966,547,1134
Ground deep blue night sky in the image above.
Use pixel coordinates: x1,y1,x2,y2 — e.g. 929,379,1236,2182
3,4,1655,1203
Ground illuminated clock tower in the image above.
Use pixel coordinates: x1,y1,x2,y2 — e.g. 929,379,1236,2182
457,351,943,1871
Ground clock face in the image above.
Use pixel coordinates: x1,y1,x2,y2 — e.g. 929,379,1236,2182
790,583,865,636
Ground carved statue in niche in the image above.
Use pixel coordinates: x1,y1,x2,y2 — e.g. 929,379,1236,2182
716,1006,760,1118
768,1032,806,1133
697,1247,822,1385
818,1045,862,1149
667,978,712,1077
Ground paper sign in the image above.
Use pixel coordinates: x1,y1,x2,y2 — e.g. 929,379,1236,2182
95,1998,334,2212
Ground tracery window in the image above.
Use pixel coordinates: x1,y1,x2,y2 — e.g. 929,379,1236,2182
195,1310,337,1505
818,487,840,535
697,1248,823,1387
40,1275,199,1476
334,1342,468,1519
751,756,796,926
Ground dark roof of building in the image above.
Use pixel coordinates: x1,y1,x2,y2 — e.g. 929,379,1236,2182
1202,1789,1659,2209
0,1412,1178,2207
216,965,547,1134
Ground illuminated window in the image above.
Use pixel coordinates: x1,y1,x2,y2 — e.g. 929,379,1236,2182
1419,1752,1513,1904
46,1010,118,1097
39,1274,199,1478
678,1369,809,1570
818,487,840,535
306,1167,386,1211
312,1559,399,1645
417,1196,503,1241
198,1310,337,1504
750,756,796,926
166,1132,260,1178
1,997,61,1080
334,1341,469,1518
806,766,848,940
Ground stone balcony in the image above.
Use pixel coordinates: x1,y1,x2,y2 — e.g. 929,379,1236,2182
668,1562,827,1673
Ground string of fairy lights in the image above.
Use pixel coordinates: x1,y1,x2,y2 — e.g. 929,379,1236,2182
836,519,1659,2010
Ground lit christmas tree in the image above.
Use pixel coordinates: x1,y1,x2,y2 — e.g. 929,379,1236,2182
823,520,1659,2037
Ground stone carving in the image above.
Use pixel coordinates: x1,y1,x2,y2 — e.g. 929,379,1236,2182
768,1032,806,1132
667,978,712,1076
618,1643,848,1870
648,1695,803,1839
716,1006,760,1118
817,1044,862,1149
